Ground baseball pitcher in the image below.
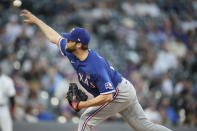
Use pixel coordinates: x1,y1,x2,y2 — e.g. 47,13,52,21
20,10,172,131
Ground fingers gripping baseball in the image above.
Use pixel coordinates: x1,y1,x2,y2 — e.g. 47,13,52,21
66,83,88,112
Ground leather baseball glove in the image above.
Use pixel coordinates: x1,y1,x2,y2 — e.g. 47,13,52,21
67,83,88,112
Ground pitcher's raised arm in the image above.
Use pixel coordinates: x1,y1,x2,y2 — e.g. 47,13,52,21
20,9,61,45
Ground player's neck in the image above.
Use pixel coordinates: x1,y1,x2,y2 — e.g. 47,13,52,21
73,49,89,61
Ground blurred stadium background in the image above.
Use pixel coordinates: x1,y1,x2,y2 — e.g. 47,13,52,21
0,0,197,131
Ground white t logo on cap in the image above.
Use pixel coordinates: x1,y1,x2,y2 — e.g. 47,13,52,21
78,38,80,41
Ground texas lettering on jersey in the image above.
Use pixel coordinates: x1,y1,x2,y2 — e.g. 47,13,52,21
78,72,96,88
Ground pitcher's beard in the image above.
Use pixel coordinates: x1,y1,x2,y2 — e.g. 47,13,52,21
66,47,76,53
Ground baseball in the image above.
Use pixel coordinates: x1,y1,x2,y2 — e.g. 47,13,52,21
13,0,22,7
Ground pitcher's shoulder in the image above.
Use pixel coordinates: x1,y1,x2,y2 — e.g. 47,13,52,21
90,50,105,61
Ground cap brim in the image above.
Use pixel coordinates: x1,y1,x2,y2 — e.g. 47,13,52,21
61,33,74,41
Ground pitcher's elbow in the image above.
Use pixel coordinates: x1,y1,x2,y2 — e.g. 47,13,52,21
104,94,113,102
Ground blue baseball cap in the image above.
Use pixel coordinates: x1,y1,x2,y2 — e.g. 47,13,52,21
61,27,90,45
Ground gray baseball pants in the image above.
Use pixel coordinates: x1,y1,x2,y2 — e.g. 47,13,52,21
0,105,13,131
78,78,172,131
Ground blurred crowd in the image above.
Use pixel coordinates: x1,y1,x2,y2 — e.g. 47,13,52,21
0,0,197,127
